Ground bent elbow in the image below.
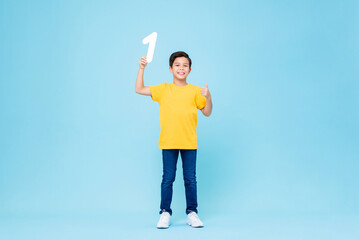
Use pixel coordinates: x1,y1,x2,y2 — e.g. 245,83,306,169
203,112,210,117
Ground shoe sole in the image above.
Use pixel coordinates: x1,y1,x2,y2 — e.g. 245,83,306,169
157,224,170,229
186,222,204,228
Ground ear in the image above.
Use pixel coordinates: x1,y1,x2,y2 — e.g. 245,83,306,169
169,66,173,74
189,68,191,73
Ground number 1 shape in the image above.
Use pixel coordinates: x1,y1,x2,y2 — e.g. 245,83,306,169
142,32,157,63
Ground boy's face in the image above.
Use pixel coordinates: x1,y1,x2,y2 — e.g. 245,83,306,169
169,57,191,80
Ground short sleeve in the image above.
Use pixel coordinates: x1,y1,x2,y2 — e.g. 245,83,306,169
149,83,166,102
195,87,207,110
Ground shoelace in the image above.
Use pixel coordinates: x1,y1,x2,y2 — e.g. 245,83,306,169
160,213,169,222
188,213,201,223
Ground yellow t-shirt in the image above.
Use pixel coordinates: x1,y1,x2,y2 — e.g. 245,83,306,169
149,82,207,149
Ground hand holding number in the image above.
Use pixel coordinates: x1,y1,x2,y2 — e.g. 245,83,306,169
201,83,211,99
142,32,157,63
139,56,147,69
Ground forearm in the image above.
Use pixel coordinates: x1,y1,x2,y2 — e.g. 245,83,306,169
202,96,212,117
135,68,145,92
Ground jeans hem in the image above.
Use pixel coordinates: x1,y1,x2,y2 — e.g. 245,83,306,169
186,209,198,215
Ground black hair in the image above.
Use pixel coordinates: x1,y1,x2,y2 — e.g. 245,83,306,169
169,51,192,68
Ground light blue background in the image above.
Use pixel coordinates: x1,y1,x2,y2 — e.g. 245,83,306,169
1,0,358,239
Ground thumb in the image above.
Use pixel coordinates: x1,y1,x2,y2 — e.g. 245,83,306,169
205,83,208,88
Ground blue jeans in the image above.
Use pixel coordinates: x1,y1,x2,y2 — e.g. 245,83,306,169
159,149,198,216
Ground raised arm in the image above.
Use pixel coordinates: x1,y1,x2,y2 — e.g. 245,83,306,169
135,56,151,96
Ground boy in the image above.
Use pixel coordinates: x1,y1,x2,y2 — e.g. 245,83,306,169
135,51,212,229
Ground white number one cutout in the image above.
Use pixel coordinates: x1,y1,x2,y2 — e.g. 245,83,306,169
142,32,157,63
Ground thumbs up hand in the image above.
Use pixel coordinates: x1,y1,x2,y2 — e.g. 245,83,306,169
201,83,211,99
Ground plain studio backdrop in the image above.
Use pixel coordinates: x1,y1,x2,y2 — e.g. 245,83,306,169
0,0,358,239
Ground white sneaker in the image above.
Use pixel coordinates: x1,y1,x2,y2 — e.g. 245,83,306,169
157,212,171,229
186,212,204,228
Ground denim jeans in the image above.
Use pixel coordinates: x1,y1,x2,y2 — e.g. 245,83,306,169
159,149,198,216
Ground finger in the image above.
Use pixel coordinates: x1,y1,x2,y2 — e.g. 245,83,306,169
206,83,208,88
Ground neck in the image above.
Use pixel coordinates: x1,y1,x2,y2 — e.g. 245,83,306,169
173,78,187,87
